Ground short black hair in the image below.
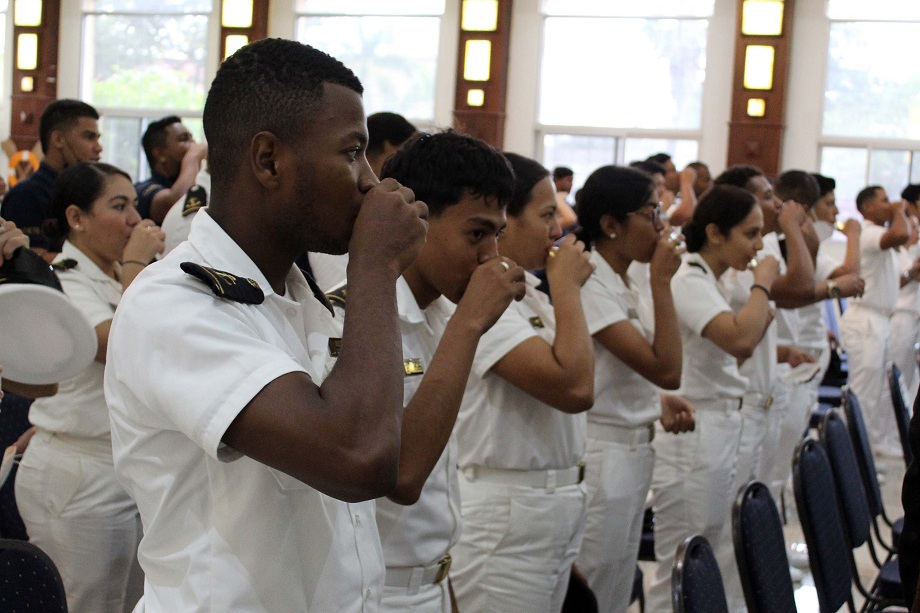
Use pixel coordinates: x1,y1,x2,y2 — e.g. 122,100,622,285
381,130,514,217
203,38,363,187
575,165,655,245
367,112,416,155
774,170,820,208
552,166,573,181
629,160,667,177
902,184,920,204
45,162,132,243
687,161,709,171
646,153,672,165
504,153,550,217
141,115,182,169
714,165,764,192
683,185,758,253
39,99,100,153
812,173,836,197
856,185,883,213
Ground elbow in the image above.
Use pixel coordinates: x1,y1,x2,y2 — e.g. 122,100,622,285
729,344,755,361
387,475,424,506
656,372,682,391
558,385,595,414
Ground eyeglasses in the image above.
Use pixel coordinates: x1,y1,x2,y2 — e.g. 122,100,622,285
629,204,663,224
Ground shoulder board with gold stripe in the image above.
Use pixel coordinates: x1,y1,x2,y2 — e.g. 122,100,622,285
180,262,264,305
325,284,348,309
181,185,207,217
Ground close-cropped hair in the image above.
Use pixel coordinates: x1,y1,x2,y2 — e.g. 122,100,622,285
141,115,183,169
813,173,836,197
367,112,417,154
774,170,821,208
552,166,573,181
683,185,758,253
855,185,883,213
203,38,363,187
902,184,920,204
687,161,709,171
629,160,667,177
713,165,764,192
504,153,550,217
45,162,132,242
39,99,100,153
381,130,514,217
646,153,672,165
575,165,655,245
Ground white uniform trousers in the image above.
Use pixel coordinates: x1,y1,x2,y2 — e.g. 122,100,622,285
15,430,142,613
840,305,898,455
380,581,450,613
576,430,654,613
720,393,772,613
890,309,920,410
451,472,586,613
647,399,743,613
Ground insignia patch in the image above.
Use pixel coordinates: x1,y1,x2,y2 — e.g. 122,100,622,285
180,262,264,305
51,259,78,271
687,261,707,273
328,338,342,358
182,185,208,217
529,316,545,329
404,358,424,376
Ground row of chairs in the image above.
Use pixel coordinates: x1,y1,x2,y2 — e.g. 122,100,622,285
672,387,908,613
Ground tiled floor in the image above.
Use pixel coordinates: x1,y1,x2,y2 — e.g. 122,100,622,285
628,453,907,613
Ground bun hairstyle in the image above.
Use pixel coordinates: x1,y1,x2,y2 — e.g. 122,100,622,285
44,162,133,244
574,165,654,246
682,184,757,253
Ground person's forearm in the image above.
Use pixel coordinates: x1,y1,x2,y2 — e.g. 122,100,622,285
649,278,682,388
772,222,815,307
1,379,57,398
549,284,594,395
389,315,482,504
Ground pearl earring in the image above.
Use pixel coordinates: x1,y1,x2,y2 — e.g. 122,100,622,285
609,232,617,240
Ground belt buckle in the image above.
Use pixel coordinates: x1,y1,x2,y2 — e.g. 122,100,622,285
577,460,586,484
434,554,452,583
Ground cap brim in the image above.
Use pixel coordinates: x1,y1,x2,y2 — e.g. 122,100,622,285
0,284,97,385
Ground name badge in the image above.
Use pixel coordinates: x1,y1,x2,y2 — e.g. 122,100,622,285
529,316,545,329
404,358,424,376
328,338,342,358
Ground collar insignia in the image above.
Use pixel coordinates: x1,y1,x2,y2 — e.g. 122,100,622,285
529,316,545,329
404,358,424,376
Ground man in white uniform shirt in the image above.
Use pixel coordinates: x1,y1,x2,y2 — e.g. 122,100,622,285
840,185,909,457
104,39,429,612
330,131,525,612
160,165,209,255
891,184,920,407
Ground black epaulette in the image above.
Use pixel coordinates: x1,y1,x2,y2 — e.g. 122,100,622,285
302,270,334,316
52,259,78,271
325,284,347,309
182,185,207,217
180,262,264,305
687,261,708,274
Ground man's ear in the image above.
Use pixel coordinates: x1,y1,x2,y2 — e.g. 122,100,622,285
250,132,283,189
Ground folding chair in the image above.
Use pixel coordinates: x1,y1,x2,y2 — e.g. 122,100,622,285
0,538,68,612
887,364,913,466
672,535,729,613
732,481,797,613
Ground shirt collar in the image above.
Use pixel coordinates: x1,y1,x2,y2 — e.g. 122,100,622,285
58,240,118,284
524,270,541,288
396,275,425,324
589,249,629,293
685,252,714,277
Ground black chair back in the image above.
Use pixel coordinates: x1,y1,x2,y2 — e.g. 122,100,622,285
792,438,853,613
842,388,886,519
732,481,797,613
818,410,873,549
672,535,729,613
888,364,914,465
0,538,67,612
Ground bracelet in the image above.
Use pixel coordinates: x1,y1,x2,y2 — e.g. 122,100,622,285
121,259,148,268
751,283,772,300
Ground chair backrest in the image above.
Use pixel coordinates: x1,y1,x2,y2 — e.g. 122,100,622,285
888,364,914,465
792,437,853,613
819,410,873,549
0,538,67,612
842,388,886,518
672,535,729,613
732,481,797,613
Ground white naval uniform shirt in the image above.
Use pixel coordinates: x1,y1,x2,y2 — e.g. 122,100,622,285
30,241,121,440
105,211,384,612
895,242,920,315
455,271,586,470
671,253,748,401
581,250,659,428
161,167,209,255
351,277,461,569
849,222,899,315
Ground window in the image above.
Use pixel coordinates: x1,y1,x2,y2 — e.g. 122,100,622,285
819,1,920,217
537,0,713,189
80,0,211,180
295,0,445,122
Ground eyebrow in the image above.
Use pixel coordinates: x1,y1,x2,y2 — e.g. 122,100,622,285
343,131,368,147
467,216,506,233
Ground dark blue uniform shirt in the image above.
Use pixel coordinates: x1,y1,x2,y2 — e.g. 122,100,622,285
0,162,58,251
134,171,174,220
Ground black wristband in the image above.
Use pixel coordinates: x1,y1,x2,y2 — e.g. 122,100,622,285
751,283,772,300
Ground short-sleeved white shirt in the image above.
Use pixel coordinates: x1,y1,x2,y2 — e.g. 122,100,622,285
105,211,383,612
719,266,777,394
761,233,800,346
29,241,121,440
455,271,586,470
850,221,898,315
161,167,209,255
581,250,659,428
895,243,920,314
355,277,462,569
671,253,748,401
